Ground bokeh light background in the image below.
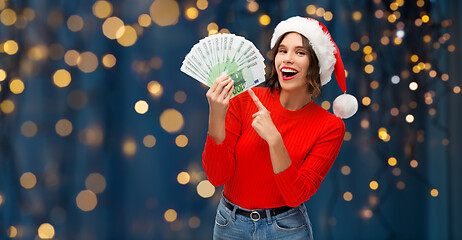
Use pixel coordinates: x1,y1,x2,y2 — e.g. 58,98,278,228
1,0,461,239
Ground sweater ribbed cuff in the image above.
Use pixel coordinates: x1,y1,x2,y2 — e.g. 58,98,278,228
274,164,301,206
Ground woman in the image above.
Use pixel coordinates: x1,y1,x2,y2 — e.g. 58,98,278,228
202,16,357,239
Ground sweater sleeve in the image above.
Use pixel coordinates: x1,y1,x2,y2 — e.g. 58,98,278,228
202,97,242,187
273,116,345,207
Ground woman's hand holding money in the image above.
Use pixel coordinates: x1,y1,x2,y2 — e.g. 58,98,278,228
206,75,234,144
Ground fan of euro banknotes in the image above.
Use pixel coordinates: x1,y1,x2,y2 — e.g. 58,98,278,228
181,33,266,98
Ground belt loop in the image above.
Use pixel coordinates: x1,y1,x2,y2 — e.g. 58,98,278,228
266,209,272,224
231,204,237,221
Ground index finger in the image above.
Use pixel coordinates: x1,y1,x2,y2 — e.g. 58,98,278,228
248,88,266,110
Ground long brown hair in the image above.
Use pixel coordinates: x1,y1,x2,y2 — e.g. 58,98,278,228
267,32,322,98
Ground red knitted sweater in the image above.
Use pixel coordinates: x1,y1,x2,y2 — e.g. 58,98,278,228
202,87,345,209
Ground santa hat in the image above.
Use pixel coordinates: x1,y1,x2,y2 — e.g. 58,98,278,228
270,16,358,119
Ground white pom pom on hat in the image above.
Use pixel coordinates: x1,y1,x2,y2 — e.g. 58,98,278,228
270,16,358,119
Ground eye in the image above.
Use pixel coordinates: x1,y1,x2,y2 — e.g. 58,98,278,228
278,49,287,53
297,51,306,55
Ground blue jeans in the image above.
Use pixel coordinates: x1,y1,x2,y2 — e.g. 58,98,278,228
213,196,313,240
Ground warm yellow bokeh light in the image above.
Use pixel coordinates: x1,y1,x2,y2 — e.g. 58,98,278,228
197,0,209,10
150,0,180,27
67,15,84,32
177,172,190,185
117,25,138,47
92,1,113,19
160,109,184,133
76,190,98,211
175,135,188,147
321,100,331,110
350,42,360,51
259,14,270,26
7,226,18,238
143,135,156,148
207,22,218,32
421,15,429,23
53,69,71,88
454,86,461,94
10,78,25,94
360,119,370,129
306,5,316,15
369,181,379,190
64,50,80,66
363,46,372,54
20,172,37,189
185,7,199,20
361,208,373,219
123,138,137,157
315,8,325,17
247,1,259,12
411,54,419,62
38,223,55,239
78,125,104,147
343,132,352,141
102,54,116,68
1,99,15,114
388,157,397,166
78,51,99,73
102,17,125,40
1,8,16,26
138,14,152,27
0,69,6,81
362,97,371,106
364,64,374,74
324,11,333,21
341,165,351,175
4,40,19,55
430,189,438,197
135,100,149,114
85,173,107,194
352,11,362,21
164,209,178,222
197,180,215,198
343,192,353,201
55,119,73,137
28,45,48,61
0,193,4,206
410,160,419,168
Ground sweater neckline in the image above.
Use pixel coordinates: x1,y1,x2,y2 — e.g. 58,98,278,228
270,89,315,118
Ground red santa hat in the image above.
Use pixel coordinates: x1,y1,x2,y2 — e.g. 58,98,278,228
270,16,358,119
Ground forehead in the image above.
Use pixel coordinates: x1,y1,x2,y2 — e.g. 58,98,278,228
280,32,304,46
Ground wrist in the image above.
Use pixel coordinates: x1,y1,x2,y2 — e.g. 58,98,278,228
267,132,283,147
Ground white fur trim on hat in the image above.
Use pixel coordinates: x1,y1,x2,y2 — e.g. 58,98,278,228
270,16,336,86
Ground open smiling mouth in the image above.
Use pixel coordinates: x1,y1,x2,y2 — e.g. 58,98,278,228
281,68,299,80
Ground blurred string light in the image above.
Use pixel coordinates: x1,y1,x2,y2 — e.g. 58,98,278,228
150,0,180,27
76,190,97,211
38,223,55,239
20,172,37,189
85,173,107,194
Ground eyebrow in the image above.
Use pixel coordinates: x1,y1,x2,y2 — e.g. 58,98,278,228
278,44,305,49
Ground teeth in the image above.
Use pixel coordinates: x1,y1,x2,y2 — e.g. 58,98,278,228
281,68,298,73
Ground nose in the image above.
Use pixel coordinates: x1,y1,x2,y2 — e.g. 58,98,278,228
282,51,294,63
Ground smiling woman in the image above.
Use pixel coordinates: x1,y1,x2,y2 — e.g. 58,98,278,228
202,16,357,240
